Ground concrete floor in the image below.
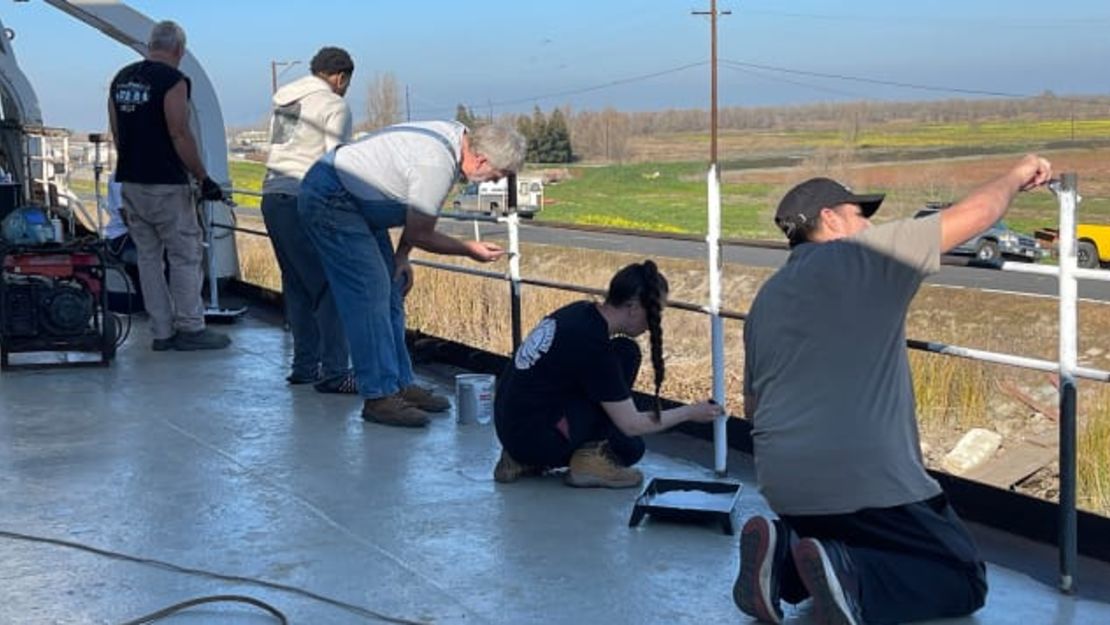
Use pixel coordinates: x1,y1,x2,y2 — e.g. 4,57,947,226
2,316,1109,624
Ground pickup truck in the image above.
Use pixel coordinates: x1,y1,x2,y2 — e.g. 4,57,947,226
914,205,1046,263
1035,224,1110,269
451,175,544,217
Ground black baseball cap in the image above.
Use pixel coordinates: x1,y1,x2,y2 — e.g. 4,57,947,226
774,177,884,239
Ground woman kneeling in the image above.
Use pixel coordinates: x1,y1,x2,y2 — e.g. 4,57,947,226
493,260,721,488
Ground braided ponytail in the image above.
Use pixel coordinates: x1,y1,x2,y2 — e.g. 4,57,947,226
605,260,670,421
640,261,668,421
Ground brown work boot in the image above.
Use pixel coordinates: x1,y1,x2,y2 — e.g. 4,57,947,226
400,384,451,412
493,449,540,483
565,441,643,489
361,394,429,428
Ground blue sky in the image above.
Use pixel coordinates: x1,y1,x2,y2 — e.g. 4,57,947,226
3,1,1109,131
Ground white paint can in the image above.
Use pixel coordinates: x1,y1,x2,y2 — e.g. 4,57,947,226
455,373,495,425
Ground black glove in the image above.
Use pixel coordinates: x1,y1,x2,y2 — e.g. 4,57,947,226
200,176,226,202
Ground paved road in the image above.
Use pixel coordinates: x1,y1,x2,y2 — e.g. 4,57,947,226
440,220,1110,302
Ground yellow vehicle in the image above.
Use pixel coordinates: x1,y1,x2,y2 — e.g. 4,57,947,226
1036,224,1110,268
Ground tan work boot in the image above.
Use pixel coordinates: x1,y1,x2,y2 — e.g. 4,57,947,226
362,394,429,428
565,441,643,489
493,449,540,483
400,384,451,412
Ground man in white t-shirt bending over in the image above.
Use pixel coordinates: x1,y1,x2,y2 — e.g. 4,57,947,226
298,122,525,427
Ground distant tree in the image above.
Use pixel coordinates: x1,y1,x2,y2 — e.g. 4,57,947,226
568,108,629,162
525,106,547,162
516,114,534,149
514,106,572,163
541,107,573,163
599,108,630,162
366,72,401,131
456,104,482,129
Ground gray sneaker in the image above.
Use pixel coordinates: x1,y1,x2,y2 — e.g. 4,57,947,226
734,515,786,624
151,334,177,351
793,538,862,625
173,328,231,351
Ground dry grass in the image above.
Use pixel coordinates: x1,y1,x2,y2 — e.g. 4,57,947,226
235,231,280,291
232,207,1110,517
1080,388,1110,513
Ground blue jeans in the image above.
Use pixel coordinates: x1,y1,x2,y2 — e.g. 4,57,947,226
261,192,349,381
298,154,413,399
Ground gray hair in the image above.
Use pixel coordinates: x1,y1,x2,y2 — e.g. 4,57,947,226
148,20,186,53
469,125,526,172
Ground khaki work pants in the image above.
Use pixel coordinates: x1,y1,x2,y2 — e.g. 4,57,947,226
120,183,205,339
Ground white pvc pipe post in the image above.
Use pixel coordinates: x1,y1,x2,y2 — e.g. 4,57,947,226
1056,174,1080,593
506,212,523,351
707,164,727,475
507,213,521,284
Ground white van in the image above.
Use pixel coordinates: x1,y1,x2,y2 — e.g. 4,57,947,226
452,175,543,217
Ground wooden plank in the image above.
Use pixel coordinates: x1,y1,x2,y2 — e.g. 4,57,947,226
962,441,1057,489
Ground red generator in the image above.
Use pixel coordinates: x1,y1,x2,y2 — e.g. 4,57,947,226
1,243,116,370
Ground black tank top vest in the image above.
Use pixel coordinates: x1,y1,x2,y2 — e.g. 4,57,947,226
110,60,192,184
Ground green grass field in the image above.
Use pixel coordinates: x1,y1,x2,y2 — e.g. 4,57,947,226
653,118,1110,156
225,159,779,237
229,160,264,208
224,156,1110,241
538,161,779,237
221,116,1110,241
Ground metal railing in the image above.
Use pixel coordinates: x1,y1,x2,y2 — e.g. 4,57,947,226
227,175,1101,592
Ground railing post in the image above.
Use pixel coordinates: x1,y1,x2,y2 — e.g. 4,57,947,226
507,211,523,353
205,199,219,309
1056,172,1079,593
707,164,727,476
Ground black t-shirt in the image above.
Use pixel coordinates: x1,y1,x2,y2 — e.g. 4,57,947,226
495,301,631,434
110,60,191,184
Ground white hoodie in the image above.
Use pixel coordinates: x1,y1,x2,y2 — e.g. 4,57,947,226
262,74,352,195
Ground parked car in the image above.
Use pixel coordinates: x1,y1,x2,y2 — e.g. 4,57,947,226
913,204,1046,262
450,176,544,217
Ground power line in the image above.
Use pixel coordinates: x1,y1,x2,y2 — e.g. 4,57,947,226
401,55,1108,122
720,59,1026,98
720,63,867,99
721,59,1110,109
409,61,708,116
742,9,1110,28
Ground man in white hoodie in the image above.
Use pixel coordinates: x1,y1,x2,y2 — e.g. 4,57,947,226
261,47,355,392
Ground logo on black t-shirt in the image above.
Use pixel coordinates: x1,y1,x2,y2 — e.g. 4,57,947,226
515,318,556,370
113,81,151,113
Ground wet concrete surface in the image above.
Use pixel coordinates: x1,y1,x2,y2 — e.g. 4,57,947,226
1,316,1109,624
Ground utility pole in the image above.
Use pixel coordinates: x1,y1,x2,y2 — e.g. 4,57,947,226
405,85,411,122
692,0,731,477
692,0,730,168
270,60,300,94
1071,100,1076,143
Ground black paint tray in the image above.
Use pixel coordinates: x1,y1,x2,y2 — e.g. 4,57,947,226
629,477,743,535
